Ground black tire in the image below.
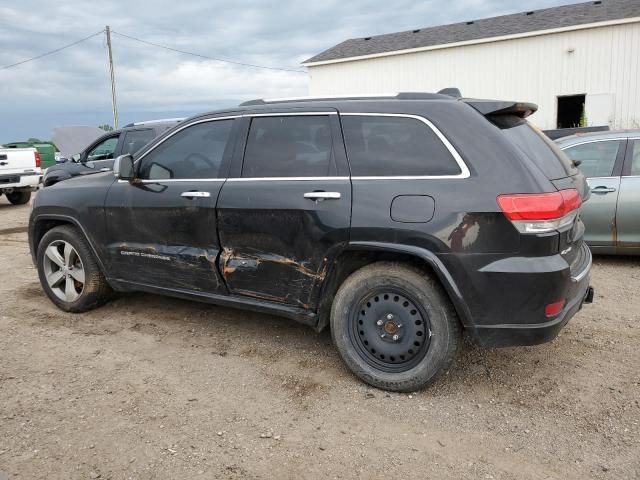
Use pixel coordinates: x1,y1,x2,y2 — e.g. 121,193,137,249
331,262,462,392
36,225,112,312
6,191,31,205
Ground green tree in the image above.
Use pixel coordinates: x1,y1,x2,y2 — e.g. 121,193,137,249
579,105,588,128
98,124,114,132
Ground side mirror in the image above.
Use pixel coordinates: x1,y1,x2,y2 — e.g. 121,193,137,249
71,153,81,163
113,154,135,180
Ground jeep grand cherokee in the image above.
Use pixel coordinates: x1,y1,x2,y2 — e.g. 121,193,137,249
28,92,593,391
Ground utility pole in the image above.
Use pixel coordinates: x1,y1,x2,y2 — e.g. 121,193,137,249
105,25,119,129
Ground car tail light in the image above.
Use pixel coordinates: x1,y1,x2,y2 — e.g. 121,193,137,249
34,151,41,168
497,189,582,234
544,299,566,317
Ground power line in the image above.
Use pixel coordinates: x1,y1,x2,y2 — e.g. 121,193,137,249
0,30,105,71
111,30,306,73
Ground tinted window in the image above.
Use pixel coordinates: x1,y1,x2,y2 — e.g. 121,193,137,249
630,140,640,176
341,116,461,176
87,136,118,161
122,129,155,155
139,120,233,180
502,122,577,179
242,116,336,178
564,141,621,178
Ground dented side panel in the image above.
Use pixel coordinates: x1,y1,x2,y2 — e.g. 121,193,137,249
217,179,351,309
104,180,226,292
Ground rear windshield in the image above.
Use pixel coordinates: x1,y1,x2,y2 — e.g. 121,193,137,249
498,117,578,180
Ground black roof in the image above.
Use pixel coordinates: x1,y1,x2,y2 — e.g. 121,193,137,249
304,0,640,64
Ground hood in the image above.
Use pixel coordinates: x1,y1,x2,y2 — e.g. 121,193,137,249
51,126,106,157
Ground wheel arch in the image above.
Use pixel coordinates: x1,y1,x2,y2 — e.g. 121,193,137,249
30,214,108,276
316,241,473,332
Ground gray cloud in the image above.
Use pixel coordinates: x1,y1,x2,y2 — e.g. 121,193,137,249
0,0,584,141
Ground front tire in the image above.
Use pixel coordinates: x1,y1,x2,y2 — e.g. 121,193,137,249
36,225,112,312
331,262,461,392
6,191,31,205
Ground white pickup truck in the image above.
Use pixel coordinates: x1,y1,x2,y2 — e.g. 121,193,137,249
0,147,42,205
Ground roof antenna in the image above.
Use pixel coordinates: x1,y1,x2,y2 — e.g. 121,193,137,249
438,88,462,98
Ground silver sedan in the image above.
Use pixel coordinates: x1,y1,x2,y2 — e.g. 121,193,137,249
556,130,640,255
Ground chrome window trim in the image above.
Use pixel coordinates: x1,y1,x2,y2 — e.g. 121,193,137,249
135,115,241,165
560,138,628,149
227,176,349,182
134,111,471,182
138,178,225,183
340,112,470,180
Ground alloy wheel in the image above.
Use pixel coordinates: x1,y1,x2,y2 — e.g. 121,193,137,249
42,240,85,302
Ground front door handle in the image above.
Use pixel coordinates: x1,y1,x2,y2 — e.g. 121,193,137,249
181,191,211,198
303,191,341,200
590,186,617,194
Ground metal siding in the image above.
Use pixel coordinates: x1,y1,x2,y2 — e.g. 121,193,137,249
308,23,640,130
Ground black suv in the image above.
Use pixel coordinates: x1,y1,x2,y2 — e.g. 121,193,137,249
28,92,593,391
43,119,183,187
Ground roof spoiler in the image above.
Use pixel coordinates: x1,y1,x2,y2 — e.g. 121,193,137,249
437,88,462,98
465,99,538,119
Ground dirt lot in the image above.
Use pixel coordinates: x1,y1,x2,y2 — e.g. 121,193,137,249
0,195,638,480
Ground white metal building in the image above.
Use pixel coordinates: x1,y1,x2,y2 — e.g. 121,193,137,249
303,0,640,130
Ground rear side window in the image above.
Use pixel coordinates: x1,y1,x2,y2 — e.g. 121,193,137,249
242,116,336,178
122,129,155,155
563,140,621,178
139,120,233,180
629,140,640,176
341,115,461,177
501,121,578,179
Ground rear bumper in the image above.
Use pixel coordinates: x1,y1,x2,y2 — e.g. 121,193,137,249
463,244,593,348
0,173,41,190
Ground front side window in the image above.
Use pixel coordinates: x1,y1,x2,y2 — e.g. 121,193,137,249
341,115,461,177
122,129,155,155
87,136,118,161
242,116,336,178
138,120,233,180
564,140,621,178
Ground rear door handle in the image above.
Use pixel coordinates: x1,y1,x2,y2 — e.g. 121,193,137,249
303,191,341,200
181,191,211,198
590,186,617,194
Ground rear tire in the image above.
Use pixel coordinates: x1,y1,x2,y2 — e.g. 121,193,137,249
6,191,31,205
36,225,112,312
331,262,461,392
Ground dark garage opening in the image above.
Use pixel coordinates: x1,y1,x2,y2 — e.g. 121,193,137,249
557,94,585,129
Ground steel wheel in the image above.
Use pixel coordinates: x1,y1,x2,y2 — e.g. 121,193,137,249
350,289,432,373
42,240,85,303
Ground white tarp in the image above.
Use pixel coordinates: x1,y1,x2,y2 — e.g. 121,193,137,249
51,126,106,158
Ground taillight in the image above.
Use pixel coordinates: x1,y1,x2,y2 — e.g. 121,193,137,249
497,189,582,234
34,151,41,168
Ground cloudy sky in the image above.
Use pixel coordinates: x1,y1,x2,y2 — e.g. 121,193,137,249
0,0,585,143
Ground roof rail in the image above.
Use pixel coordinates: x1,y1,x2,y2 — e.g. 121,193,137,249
123,117,185,127
239,92,451,106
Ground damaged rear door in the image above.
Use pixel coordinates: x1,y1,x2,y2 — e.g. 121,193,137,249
216,110,351,308
104,116,238,292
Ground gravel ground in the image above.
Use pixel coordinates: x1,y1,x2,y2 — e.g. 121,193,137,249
0,195,638,479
